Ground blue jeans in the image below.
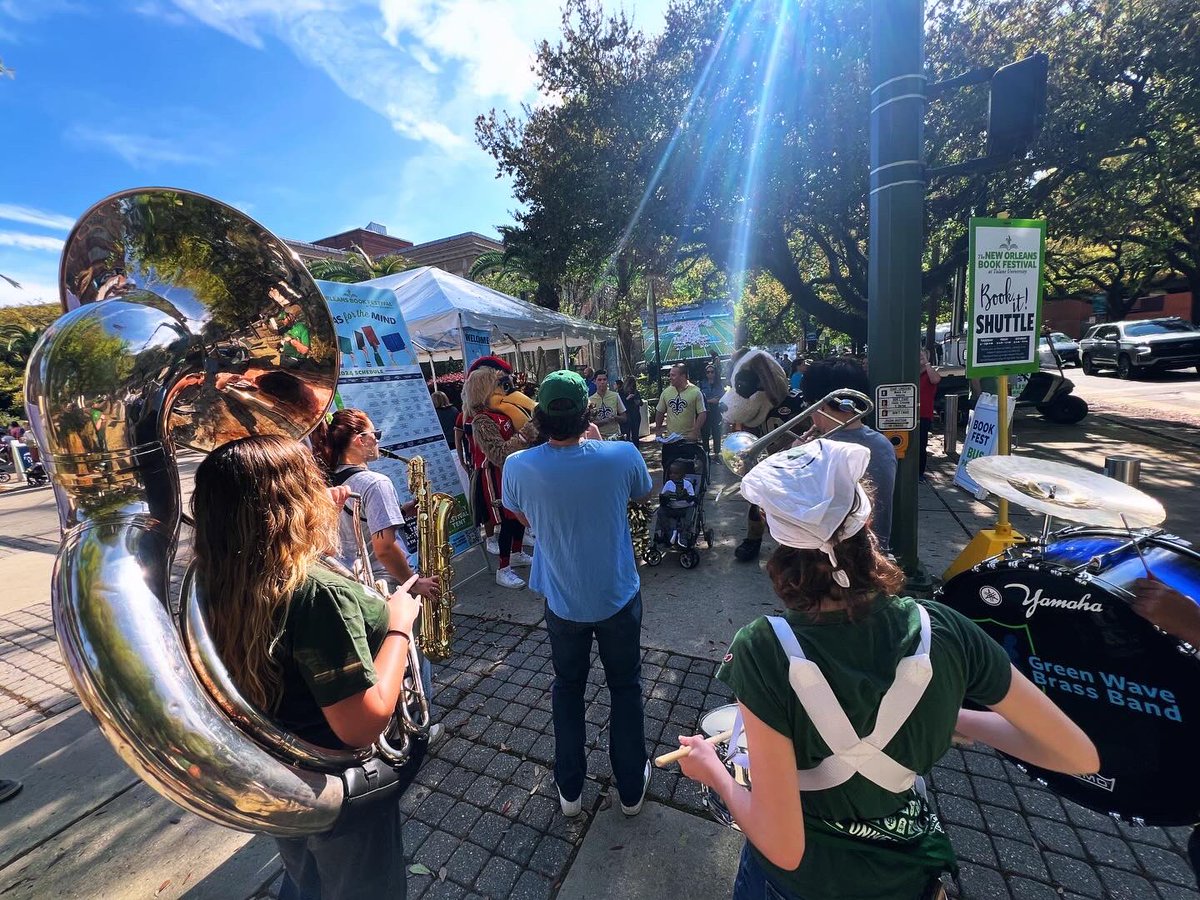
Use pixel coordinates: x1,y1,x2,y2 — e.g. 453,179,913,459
732,843,801,900
545,591,647,806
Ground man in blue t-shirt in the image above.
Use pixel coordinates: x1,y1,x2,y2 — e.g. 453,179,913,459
503,370,654,820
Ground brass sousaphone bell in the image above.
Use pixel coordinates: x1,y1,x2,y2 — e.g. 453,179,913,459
27,188,424,836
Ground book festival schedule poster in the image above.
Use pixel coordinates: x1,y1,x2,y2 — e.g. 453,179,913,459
317,280,477,556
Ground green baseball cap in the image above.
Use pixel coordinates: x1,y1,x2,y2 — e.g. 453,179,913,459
537,369,589,416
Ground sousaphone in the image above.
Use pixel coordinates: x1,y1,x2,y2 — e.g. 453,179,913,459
26,188,411,835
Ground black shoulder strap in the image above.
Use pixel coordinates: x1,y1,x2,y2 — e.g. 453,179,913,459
331,465,367,487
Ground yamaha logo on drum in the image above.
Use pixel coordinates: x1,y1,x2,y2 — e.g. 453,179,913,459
1073,772,1116,793
979,586,1003,607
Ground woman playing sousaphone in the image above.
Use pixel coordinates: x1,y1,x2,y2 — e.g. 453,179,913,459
673,439,1099,900
193,434,422,898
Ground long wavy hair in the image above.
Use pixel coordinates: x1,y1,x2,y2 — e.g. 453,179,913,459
192,435,340,711
309,408,371,480
463,367,500,416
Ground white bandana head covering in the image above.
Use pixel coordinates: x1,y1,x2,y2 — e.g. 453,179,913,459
740,439,873,588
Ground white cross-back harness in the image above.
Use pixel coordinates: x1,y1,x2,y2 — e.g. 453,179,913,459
726,605,933,794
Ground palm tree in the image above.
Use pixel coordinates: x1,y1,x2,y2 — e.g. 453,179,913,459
0,324,44,369
306,245,416,283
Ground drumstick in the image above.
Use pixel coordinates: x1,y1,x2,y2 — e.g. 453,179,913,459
654,729,733,768
1120,513,1154,578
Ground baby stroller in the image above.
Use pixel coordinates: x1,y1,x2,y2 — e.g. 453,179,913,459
646,441,714,569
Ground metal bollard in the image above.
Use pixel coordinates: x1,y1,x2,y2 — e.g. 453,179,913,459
943,395,959,458
1104,455,1142,488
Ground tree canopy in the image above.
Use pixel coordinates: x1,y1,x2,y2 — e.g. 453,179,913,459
477,0,1200,352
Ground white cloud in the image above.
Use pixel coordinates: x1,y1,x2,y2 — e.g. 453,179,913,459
132,1,192,26
0,265,59,307
67,125,217,169
162,0,670,154
0,204,75,231
0,232,65,252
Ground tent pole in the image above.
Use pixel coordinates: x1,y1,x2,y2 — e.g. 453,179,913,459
561,330,568,372
457,312,468,375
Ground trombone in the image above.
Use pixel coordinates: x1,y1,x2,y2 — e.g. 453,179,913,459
717,389,874,494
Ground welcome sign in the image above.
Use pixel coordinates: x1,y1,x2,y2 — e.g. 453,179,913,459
966,217,1046,377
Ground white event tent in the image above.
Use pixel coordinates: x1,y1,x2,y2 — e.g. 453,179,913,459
360,267,615,362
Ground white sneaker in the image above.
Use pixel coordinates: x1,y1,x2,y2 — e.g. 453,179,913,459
508,550,534,568
558,786,582,818
485,536,500,555
620,761,651,816
426,723,445,747
495,566,525,590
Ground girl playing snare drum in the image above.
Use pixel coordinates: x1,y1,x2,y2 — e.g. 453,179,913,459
676,439,1098,900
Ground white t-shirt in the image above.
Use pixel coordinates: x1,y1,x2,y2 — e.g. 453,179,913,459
659,478,696,509
334,466,416,582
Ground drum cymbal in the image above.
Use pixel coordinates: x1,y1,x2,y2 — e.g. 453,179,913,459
966,456,1165,527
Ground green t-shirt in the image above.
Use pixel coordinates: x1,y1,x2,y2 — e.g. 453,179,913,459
272,566,389,748
282,320,310,359
718,596,1012,900
656,383,704,436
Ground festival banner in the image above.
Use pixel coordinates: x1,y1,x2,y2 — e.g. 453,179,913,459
966,217,1046,378
461,326,491,373
318,280,477,556
644,302,736,363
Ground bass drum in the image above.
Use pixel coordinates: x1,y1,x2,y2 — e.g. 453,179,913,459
940,528,1200,825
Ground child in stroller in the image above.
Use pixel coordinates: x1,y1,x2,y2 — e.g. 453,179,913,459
657,459,697,548
646,442,714,569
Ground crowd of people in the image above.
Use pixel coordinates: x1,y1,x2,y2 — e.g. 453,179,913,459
173,344,1122,900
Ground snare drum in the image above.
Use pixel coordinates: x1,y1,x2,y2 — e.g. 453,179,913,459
699,704,750,830
941,527,1200,825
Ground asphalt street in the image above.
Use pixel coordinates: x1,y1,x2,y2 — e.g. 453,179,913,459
1055,364,1200,428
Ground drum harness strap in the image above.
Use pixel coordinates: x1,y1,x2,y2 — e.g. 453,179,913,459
726,605,933,794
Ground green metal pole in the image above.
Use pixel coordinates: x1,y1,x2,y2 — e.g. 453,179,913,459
868,0,925,574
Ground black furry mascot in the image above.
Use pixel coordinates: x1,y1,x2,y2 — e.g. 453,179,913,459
720,349,805,562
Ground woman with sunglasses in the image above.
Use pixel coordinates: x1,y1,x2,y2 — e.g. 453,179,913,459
311,409,443,740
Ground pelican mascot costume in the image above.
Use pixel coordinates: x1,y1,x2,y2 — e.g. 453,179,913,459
721,348,805,562
462,355,537,585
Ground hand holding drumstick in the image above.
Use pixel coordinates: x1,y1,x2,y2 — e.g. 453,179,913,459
1130,577,1200,648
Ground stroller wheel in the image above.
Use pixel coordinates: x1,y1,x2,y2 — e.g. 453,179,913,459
705,529,714,548
680,549,700,569
0,471,9,483
645,548,663,566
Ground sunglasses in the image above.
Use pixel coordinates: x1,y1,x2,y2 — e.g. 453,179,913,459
359,429,383,441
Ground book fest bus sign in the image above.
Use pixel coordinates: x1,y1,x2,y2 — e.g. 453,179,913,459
966,217,1046,378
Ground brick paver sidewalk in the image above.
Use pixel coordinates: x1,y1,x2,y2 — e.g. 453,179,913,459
3,601,1197,899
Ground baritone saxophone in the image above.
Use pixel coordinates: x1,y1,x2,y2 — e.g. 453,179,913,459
407,454,458,662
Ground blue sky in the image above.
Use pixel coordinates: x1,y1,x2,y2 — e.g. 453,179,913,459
0,0,670,307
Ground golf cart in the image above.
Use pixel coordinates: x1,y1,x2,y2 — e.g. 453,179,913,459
934,332,1089,426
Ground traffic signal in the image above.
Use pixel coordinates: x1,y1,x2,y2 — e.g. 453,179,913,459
986,53,1049,159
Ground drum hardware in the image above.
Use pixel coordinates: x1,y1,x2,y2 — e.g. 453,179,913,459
1121,513,1155,578
1074,530,1164,575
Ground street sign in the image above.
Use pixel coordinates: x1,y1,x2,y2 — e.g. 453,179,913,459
966,217,1046,378
875,383,918,431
